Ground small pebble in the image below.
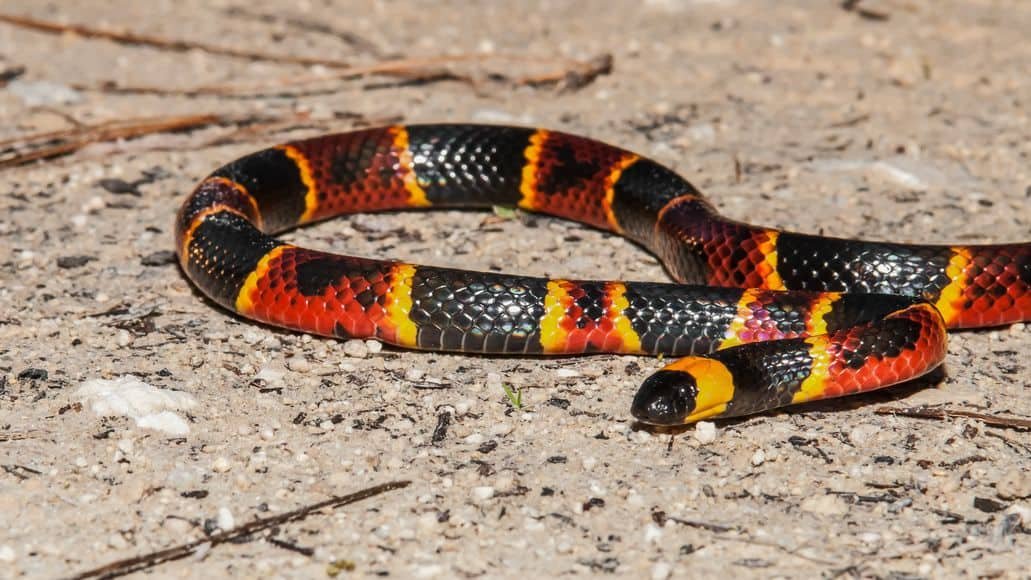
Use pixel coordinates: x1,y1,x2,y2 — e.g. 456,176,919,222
632,430,653,443
0,545,15,563
750,449,766,467
107,533,127,550
163,517,193,535
555,368,581,378
404,368,425,381
801,494,849,515
651,561,673,580
286,356,311,372
471,486,495,502
217,507,235,530
255,367,284,384
116,329,132,347
997,469,1031,500
643,523,664,543
212,457,231,473
365,340,383,354
342,340,369,358
491,422,513,436
694,421,718,444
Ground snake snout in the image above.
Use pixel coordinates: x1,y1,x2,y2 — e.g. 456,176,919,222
630,370,698,425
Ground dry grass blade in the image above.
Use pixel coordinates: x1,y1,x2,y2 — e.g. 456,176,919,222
0,12,354,68
0,12,611,94
875,405,1031,430
73,52,612,99
0,114,251,169
68,480,411,580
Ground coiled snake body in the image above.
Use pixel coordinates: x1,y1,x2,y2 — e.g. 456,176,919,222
175,125,1031,425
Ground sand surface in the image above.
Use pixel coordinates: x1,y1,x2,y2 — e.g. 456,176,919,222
1,1,1029,578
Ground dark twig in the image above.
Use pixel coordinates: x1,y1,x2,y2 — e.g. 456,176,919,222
0,12,609,96
0,112,304,169
73,52,611,99
69,480,410,580
875,405,1031,430
840,0,890,21
0,12,355,68
0,114,225,168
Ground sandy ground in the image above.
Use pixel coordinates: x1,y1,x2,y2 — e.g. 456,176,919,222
1,0,1029,578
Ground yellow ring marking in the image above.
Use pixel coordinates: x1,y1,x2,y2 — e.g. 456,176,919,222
391,126,431,208
179,205,251,263
756,230,786,291
791,335,834,404
386,263,419,348
602,154,639,234
806,292,841,336
718,288,766,349
933,247,972,327
235,245,289,315
518,130,549,212
654,193,706,223
606,282,643,354
539,279,572,353
663,356,736,423
277,144,319,224
206,177,262,228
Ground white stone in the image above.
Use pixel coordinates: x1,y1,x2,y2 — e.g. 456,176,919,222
651,561,673,580
471,486,495,502
212,457,232,473
286,356,311,372
74,376,197,436
343,339,369,358
694,421,718,444
750,449,766,467
217,507,235,530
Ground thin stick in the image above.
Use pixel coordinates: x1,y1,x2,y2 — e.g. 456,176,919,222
69,480,411,580
73,52,612,99
0,114,234,169
0,12,355,69
0,12,608,92
874,406,1031,430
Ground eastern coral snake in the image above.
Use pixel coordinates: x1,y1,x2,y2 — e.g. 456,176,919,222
175,125,1030,425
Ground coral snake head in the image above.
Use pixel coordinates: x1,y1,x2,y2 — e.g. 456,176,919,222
630,358,736,425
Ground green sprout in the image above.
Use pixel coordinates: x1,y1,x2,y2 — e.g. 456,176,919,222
491,205,519,220
501,383,523,409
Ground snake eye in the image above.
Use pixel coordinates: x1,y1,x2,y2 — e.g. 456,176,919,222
630,370,698,425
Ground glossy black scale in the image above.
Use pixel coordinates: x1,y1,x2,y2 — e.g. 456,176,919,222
183,212,282,308
776,233,954,299
409,267,549,353
709,339,814,418
622,284,742,355
406,125,535,208
211,148,309,233
610,158,700,242
835,316,924,370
